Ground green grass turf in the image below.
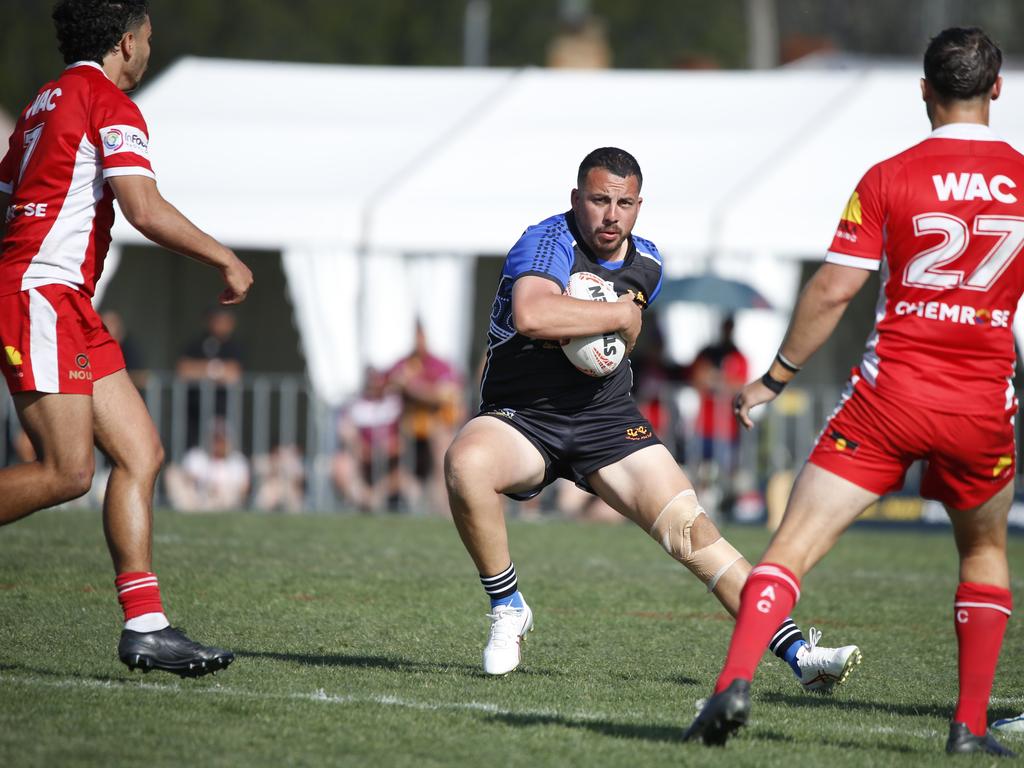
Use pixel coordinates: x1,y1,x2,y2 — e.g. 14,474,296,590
0,510,1021,767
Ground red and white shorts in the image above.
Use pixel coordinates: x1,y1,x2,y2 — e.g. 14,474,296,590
809,378,1016,511
0,285,125,395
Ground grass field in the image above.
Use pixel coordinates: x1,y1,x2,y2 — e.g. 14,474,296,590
0,509,1022,767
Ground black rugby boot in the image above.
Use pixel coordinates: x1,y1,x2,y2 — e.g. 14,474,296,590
945,722,1016,757
119,626,234,678
682,678,751,746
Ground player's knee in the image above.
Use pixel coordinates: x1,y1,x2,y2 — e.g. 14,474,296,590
113,432,164,479
142,436,165,478
53,455,94,500
648,489,744,591
444,441,492,498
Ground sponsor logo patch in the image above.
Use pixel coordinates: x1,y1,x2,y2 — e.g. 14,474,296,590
99,124,149,157
489,408,517,420
625,425,652,441
830,429,859,454
840,190,862,225
102,128,124,151
4,345,22,366
835,190,862,243
75,353,90,369
893,301,1010,328
993,455,1014,478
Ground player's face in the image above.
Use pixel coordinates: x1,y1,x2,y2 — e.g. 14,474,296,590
571,168,642,260
124,17,153,90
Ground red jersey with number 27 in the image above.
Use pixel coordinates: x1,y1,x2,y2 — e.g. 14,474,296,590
0,61,154,298
826,123,1024,414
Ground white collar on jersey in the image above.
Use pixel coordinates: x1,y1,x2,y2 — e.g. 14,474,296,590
66,60,113,82
929,123,1001,141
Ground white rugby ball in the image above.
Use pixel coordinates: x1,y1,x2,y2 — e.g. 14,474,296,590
561,272,627,377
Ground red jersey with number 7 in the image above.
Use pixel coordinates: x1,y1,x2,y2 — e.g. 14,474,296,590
825,123,1024,414
0,61,154,298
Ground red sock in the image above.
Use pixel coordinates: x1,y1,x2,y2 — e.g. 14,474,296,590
715,563,801,693
115,571,165,622
953,582,1012,736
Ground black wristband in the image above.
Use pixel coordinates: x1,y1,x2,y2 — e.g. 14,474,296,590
761,371,787,394
775,352,801,374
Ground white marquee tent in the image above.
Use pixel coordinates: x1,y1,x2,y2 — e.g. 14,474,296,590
108,58,1024,404
0,109,11,146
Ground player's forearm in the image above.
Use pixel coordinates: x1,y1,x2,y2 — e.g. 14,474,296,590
131,197,235,270
514,293,633,340
770,270,855,382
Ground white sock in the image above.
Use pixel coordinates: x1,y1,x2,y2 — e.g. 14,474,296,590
124,611,170,633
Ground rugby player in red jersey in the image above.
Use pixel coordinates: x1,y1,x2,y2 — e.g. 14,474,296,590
0,1,252,676
685,28,1018,756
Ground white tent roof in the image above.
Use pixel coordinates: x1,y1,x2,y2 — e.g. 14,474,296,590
112,58,513,249
720,69,1024,255
0,108,11,145
106,58,1024,402
115,58,1024,265
367,68,863,258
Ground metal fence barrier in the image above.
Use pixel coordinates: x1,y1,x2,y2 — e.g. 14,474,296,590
1,373,1022,517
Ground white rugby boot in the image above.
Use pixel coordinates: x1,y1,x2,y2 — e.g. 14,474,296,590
795,627,862,693
482,599,534,675
992,712,1024,734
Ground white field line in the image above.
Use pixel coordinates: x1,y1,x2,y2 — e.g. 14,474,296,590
0,672,945,740
0,672,605,721
991,696,1024,706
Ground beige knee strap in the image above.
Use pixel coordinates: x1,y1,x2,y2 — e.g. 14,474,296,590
648,489,744,592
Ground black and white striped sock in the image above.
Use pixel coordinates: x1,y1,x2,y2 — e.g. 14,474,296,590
768,617,805,661
480,562,518,604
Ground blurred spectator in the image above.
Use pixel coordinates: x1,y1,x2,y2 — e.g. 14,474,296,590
100,309,147,387
690,315,749,515
165,418,250,511
176,307,244,447
387,322,464,514
253,443,305,514
333,367,405,512
630,322,688,460
546,15,612,69
555,479,623,524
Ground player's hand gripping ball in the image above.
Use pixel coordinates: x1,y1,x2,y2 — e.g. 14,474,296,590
561,272,627,377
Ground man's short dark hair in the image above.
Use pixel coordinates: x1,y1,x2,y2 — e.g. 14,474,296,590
52,0,149,65
577,147,643,190
924,27,1002,101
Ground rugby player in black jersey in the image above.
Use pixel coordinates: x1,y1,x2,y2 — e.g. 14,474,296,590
444,148,861,690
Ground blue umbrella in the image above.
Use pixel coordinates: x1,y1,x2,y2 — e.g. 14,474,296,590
657,273,772,311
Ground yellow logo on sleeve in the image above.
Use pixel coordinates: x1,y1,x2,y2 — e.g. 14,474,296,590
4,346,22,366
840,190,862,225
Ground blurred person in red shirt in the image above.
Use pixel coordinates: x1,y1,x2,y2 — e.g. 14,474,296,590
388,322,464,513
691,316,748,471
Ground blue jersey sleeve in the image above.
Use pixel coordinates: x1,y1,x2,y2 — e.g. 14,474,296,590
503,214,574,291
633,235,664,306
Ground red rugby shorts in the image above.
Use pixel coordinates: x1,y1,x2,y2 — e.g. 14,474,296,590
809,379,1015,510
0,285,125,396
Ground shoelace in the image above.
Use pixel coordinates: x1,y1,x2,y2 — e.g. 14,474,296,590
486,606,524,649
807,626,822,652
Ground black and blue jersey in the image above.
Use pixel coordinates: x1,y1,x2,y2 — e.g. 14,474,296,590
480,211,664,412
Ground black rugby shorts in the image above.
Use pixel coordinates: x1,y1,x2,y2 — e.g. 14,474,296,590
479,396,661,500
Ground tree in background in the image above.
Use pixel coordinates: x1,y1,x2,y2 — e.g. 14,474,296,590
0,0,1018,116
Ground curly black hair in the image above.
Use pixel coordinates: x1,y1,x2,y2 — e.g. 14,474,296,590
52,0,149,65
924,27,1002,101
577,147,643,190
